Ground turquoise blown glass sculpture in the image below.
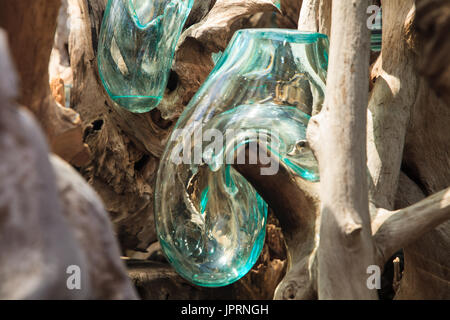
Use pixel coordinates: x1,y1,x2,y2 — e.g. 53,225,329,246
155,29,329,287
98,0,194,113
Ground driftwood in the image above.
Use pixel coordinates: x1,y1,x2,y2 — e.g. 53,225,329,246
236,0,450,300
51,155,138,299
310,0,376,299
0,29,82,299
1,0,448,300
297,0,331,36
0,30,136,299
66,0,449,299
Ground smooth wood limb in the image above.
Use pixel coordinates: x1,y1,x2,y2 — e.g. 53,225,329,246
233,143,321,300
297,0,319,31
372,187,450,267
308,0,376,300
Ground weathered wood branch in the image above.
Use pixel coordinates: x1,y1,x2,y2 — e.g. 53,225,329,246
234,0,449,300
307,0,376,299
235,143,450,299
297,0,331,36
230,0,450,300
297,0,319,31
374,0,450,298
364,0,450,299
366,0,418,210
127,258,284,300
0,29,86,299
51,155,138,299
391,172,450,299
373,187,450,267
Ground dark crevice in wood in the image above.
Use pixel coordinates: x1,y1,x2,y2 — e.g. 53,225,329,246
401,162,430,196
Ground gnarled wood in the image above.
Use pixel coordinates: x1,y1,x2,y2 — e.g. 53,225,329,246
8,0,445,300
0,29,87,299
234,0,450,300
297,0,331,36
367,0,417,210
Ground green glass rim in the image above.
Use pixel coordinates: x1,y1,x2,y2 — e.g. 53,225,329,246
233,28,328,43
126,0,191,30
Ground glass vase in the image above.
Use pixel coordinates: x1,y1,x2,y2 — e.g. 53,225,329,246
155,29,329,287
98,0,194,113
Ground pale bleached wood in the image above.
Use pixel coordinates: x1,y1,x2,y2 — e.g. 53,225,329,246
366,0,450,298
307,0,376,299
297,0,319,31
317,0,331,37
297,0,331,36
366,0,417,210
0,30,88,299
234,0,450,300
51,155,138,299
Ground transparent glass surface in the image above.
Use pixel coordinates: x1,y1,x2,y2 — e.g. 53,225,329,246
98,0,194,113
155,29,329,287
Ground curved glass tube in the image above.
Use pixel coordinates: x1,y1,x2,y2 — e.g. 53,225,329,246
98,0,194,113
155,29,329,287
